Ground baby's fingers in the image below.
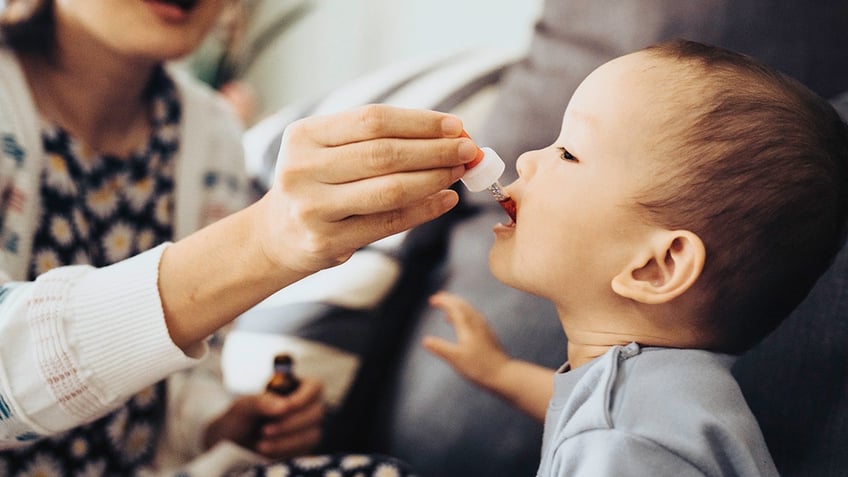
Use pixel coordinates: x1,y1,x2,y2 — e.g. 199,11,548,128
422,336,460,364
429,292,489,340
422,332,499,388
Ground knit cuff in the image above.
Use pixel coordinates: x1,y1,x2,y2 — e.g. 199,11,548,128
30,243,206,429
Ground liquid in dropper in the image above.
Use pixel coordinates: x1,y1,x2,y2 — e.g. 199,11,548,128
459,134,516,222
486,179,517,222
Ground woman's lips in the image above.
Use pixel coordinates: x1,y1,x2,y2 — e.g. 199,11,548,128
144,0,198,22
153,0,198,10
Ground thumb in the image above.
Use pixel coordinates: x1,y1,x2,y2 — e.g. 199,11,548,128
254,392,291,417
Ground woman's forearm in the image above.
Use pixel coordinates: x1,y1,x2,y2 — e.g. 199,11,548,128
158,199,304,351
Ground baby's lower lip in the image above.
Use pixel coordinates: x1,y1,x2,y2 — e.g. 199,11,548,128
493,222,515,235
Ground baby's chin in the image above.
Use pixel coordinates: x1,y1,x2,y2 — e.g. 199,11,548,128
488,253,530,292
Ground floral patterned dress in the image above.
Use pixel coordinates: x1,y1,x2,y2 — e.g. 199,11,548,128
0,67,179,477
226,453,416,477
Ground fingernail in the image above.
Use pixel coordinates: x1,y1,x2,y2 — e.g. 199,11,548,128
441,117,463,136
458,140,479,163
451,165,466,180
441,190,459,208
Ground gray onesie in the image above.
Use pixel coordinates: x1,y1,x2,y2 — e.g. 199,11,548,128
537,342,778,476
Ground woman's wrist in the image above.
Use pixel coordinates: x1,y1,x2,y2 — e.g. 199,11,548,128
158,201,308,351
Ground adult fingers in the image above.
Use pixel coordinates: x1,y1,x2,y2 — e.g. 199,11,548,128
313,189,461,249
258,378,324,417
293,104,464,147
257,185,460,276
283,377,324,412
310,167,465,219
256,426,322,459
288,137,479,185
260,399,325,439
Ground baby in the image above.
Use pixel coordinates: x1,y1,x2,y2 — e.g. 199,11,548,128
425,39,848,476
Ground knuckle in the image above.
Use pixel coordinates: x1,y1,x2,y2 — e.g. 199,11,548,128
358,104,389,135
282,118,310,145
287,198,321,226
375,180,407,209
275,163,306,189
427,167,455,191
381,208,408,236
366,140,395,170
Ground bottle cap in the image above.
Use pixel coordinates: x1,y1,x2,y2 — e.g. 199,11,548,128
461,147,505,192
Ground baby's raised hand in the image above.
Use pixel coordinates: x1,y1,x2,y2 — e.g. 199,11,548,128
423,291,511,390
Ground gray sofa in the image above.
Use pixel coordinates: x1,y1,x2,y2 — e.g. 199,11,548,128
234,1,848,476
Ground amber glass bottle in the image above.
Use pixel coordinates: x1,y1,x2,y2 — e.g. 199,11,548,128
266,353,301,396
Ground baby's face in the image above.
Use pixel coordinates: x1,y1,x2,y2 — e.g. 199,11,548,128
489,51,679,307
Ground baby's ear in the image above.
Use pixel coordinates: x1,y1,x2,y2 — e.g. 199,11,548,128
611,230,705,304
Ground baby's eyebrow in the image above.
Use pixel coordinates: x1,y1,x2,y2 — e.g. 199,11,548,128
568,109,598,129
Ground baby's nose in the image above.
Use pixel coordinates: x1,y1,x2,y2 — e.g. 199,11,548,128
515,151,536,178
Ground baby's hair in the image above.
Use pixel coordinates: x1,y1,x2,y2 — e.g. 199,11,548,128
637,39,848,353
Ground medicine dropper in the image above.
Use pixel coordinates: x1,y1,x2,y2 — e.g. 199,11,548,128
460,146,517,222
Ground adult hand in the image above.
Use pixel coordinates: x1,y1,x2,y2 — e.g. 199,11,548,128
258,104,478,275
203,376,325,459
159,105,478,351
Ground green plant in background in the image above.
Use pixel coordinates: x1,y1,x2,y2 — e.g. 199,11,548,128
188,0,314,90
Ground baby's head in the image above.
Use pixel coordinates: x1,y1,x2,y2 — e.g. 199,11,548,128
493,39,848,353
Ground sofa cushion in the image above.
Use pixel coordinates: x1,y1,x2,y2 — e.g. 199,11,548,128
729,96,848,476
732,238,848,476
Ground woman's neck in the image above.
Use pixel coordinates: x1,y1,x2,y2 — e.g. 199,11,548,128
19,39,158,157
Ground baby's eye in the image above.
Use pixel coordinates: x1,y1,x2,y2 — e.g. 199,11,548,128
558,147,578,162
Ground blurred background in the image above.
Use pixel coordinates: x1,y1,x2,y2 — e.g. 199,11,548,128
188,0,543,125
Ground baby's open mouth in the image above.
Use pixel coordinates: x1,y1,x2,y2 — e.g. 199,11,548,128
497,197,517,225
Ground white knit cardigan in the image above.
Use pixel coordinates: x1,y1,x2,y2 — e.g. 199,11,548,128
0,48,249,449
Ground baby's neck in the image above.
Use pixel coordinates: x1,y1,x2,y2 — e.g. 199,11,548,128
559,309,706,369
563,331,644,369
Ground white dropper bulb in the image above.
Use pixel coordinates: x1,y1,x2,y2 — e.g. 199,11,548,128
461,147,506,192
